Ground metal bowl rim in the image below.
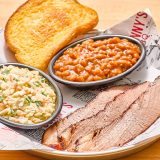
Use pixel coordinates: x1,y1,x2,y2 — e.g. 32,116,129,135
48,34,146,87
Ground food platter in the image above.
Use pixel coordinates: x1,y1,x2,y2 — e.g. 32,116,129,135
1,0,160,159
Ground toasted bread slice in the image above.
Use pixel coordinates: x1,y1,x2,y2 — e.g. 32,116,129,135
5,0,98,70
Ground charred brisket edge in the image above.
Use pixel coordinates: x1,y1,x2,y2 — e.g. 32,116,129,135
55,85,132,149
74,82,151,151
57,85,128,126
74,94,143,151
60,85,139,149
119,82,160,147
60,89,130,149
42,81,152,150
59,86,134,136
74,127,104,152
81,82,156,150
57,85,133,135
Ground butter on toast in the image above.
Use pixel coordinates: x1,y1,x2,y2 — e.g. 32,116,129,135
5,0,98,70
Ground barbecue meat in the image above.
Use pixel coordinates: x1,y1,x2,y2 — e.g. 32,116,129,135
72,80,160,152
42,79,160,152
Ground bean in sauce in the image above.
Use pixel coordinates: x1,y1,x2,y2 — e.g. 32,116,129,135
54,37,141,82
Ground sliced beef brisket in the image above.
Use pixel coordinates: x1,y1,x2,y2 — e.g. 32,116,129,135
42,79,160,152
65,82,149,151
57,85,130,135
74,80,160,152
42,85,130,148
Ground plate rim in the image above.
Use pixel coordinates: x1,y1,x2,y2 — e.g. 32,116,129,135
27,135,160,158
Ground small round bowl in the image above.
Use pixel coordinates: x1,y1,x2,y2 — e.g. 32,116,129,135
0,63,63,129
49,35,146,88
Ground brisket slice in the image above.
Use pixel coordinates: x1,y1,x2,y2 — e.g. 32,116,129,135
65,82,149,151
74,80,160,152
42,85,130,148
42,125,62,150
57,85,130,136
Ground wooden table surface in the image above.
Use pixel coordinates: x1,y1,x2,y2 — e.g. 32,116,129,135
0,0,160,159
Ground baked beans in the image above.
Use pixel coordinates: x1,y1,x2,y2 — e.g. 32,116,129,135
54,37,141,82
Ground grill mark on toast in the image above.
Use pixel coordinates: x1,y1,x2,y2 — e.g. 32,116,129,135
5,0,98,70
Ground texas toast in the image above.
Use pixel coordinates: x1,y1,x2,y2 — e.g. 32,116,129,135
5,0,98,70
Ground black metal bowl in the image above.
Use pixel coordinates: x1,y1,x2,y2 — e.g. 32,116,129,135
49,35,146,88
0,63,63,129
